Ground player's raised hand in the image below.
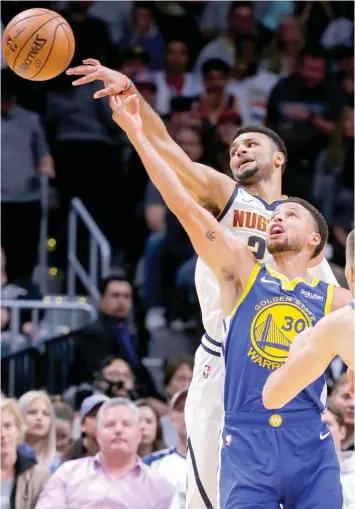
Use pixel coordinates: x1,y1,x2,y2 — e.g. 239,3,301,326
109,95,143,136
66,59,128,99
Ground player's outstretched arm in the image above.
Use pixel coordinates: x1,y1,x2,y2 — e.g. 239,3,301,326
66,60,234,212
109,94,255,288
262,306,353,409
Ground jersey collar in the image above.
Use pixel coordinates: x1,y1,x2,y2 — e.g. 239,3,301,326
265,264,319,290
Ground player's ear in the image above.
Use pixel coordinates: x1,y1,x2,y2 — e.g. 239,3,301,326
309,232,321,252
274,151,285,170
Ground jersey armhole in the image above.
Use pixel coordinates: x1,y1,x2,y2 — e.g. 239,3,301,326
324,285,334,315
229,262,261,318
217,184,239,223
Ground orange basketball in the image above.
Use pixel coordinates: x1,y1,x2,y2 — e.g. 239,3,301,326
2,8,75,81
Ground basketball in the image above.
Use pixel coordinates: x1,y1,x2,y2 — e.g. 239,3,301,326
2,8,75,81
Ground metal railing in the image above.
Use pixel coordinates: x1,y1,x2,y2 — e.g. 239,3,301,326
38,175,50,295
1,299,98,397
1,299,97,347
67,198,111,302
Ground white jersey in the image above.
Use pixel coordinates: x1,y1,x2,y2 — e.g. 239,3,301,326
194,185,339,347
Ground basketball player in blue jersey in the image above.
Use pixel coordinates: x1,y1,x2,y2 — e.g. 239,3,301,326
263,229,354,409
68,60,340,509
108,93,352,509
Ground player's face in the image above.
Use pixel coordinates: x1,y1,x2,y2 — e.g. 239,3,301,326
266,203,321,257
229,132,281,183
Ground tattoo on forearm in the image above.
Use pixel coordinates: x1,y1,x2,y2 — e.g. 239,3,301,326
205,230,216,241
137,135,150,148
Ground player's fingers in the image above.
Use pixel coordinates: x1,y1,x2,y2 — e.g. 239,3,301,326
109,95,122,111
71,70,103,86
66,65,98,76
82,58,101,66
123,94,138,106
93,85,117,99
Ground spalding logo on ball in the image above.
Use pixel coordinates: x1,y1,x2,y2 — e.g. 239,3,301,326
2,8,75,81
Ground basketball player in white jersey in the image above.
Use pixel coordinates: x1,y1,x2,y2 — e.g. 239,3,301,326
67,60,339,509
263,229,354,410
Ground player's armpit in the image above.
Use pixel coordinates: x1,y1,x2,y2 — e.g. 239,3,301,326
262,319,336,409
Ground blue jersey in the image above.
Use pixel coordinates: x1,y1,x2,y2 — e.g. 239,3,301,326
223,262,334,415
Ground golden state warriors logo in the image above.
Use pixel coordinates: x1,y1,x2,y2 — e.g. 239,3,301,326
248,298,315,369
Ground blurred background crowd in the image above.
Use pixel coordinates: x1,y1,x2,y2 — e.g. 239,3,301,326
1,1,354,508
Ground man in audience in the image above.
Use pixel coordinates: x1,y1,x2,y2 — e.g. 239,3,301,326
1,69,54,282
64,394,109,461
71,275,157,397
144,387,188,509
35,398,174,509
154,39,200,116
329,373,355,452
322,404,355,509
266,45,347,200
94,356,139,400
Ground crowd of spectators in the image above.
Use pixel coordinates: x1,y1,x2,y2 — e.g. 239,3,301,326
1,1,354,508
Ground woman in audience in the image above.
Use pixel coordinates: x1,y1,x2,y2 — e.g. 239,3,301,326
17,391,56,470
1,398,49,509
137,400,165,458
50,401,75,473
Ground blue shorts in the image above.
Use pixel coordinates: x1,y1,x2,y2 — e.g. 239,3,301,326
219,411,343,509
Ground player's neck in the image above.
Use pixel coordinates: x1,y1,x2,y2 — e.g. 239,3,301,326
242,177,282,203
270,252,311,282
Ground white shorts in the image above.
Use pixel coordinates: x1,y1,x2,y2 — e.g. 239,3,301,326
185,336,224,509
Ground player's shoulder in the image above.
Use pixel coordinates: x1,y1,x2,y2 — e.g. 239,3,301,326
142,447,177,466
331,286,353,311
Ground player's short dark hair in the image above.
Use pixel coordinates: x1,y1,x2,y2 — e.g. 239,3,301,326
202,58,231,76
231,125,288,174
346,229,354,265
326,402,345,428
283,197,328,259
99,275,132,296
163,356,194,387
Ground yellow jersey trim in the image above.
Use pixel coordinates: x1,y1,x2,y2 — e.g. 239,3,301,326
229,263,262,318
265,264,319,291
324,285,334,315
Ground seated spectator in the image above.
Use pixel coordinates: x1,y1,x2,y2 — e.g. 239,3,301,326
1,246,44,343
153,39,200,116
94,356,139,400
61,0,115,67
260,15,303,77
63,394,108,462
266,45,347,200
71,275,158,397
328,373,354,452
143,128,204,331
133,70,158,109
322,404,355,509
1,398,50,509
1,69,54,282
312,106,354,266
195,1,255,73
199,59,248,132
120,45,152,78
144,387,188,509
35,398,174,509
17,391,56,470
136,400,165,458
120,2,165,70
160,358,193,448
51,401,74,472
166,97,203,139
